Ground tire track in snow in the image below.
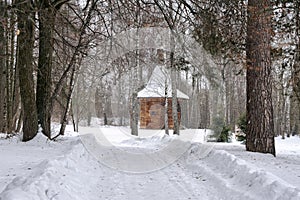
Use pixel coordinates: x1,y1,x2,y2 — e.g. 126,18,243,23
93,144,247,200
186,145,300,200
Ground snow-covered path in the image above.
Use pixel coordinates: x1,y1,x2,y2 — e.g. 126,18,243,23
1,127,300,200
93,155,245,200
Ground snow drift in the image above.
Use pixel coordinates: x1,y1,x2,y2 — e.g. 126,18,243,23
0,136,299,200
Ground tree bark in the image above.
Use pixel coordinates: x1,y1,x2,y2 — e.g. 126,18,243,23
170,32,179,135
290,1,300,136
131,12,140,136
164,78,169,135
58,65,76,137
131,75,139,135
95,87,104,118
37,3,55,138
6,9,14,133
245,0,275,156
0,0,6,132
16,0,38,141
171,66,179,135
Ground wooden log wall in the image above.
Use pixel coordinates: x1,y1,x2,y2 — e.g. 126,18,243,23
139,97,181,129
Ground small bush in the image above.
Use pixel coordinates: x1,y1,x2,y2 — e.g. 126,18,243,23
237,113,247,133
236,113,246,141
217,126,231,142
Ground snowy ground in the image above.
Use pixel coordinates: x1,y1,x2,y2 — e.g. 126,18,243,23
0,126,300,200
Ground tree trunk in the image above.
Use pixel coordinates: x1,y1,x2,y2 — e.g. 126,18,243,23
290,93,300,136
58,66,76,137
131,91,139,136
164,78,169,135
37,5,55,138
290,1,300,136
170,33,179,135
0,1,6,132
130,20,140,136
16,0,38,141
95,87,104,118
6,11,14,133
104,86,113,118
11,71,20,133
245,0,275,156
171,68,179,135
16,108,23,133
7,10,18,133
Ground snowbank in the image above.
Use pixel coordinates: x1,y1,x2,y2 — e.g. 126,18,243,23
0,142,97,200
1,129,300,200
187,144,300,200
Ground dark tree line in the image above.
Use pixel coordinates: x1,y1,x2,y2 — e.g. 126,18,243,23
0,0,103,140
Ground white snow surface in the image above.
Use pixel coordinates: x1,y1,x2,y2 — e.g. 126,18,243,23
0,126,300,200
137,65,189,99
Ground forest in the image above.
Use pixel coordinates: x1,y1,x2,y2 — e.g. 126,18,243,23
0,0,300,158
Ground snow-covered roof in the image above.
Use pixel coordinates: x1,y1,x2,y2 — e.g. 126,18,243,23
137,66,189,100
